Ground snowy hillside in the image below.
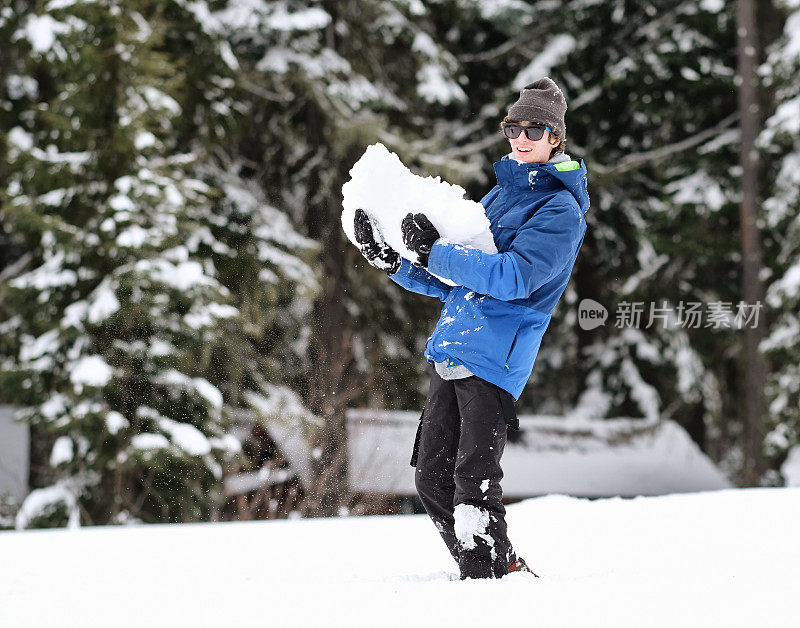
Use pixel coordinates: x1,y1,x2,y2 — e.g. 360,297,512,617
1,489,798,628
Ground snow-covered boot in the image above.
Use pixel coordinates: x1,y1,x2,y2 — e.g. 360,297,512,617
508,557,539,577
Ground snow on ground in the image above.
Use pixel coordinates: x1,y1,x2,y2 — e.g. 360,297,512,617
1,489,798,627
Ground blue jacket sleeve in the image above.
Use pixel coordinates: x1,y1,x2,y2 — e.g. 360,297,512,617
389,258,452,302
427,200,583,302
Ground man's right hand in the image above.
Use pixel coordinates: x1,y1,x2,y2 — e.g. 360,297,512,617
354,208,401,275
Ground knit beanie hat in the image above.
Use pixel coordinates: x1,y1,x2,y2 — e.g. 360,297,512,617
507,77,567,137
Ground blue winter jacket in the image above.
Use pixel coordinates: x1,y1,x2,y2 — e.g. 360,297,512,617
390,155,590,400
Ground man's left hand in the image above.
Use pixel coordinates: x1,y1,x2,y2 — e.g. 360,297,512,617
402,213,440,267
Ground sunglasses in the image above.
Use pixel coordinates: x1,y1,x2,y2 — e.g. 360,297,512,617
502,123,552,141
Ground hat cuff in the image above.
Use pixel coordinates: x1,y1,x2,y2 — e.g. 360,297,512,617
507,105,565,136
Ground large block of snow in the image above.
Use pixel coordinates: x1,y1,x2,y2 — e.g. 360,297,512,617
341,143,496,284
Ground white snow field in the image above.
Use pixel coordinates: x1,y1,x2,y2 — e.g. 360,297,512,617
1,488,798,628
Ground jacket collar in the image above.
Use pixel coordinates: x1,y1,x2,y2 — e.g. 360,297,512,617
493,154,565,191
492,154,590,214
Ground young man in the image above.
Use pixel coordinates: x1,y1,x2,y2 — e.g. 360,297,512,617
354,77,590,579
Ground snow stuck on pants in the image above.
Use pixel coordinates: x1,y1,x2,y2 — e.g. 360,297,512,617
341,143,496,284
454,503,493,551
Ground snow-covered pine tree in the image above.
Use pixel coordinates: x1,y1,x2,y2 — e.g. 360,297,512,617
552,0,745,459
429,0,780,482
413,0,738,453
209,0,485,515
0,2,32,363
759,0,800,484
514,1,750,471
0,0,315,526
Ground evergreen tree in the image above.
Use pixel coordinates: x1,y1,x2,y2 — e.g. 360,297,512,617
554,0,744,464
0,0,314,526
428,0,780,482
492,1,743,469
4,0,794,525
212,0,484,515
416,1,739,456
216,0,766,491
760,0,800,483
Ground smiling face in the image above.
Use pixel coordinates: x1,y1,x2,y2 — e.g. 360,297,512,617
507,121,558,163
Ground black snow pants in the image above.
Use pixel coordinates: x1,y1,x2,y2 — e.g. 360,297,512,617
411,370,518,579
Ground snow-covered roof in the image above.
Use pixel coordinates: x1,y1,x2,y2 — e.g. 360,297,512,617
346,409,733,498
0,405,29,503
781,445,800,487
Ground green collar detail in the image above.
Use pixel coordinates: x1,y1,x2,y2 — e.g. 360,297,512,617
553,160,581,172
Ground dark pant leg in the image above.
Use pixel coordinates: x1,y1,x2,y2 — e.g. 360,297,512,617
413,371,461,562
452,376,515,579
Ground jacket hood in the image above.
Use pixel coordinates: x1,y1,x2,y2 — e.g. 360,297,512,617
497,153,590,216
541,160,590,215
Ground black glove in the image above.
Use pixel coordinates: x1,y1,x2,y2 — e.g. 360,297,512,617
401,213,440,268
354,208,401,275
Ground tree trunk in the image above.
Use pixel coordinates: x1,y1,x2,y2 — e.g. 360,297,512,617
300,101,359,516
736,0,766,486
